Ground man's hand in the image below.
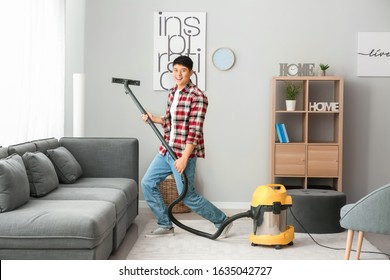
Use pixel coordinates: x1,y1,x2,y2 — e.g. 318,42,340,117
174,157,188,174
174,144,195,174
141,112,163,124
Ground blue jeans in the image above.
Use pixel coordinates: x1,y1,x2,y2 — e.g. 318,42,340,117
141,153,226,229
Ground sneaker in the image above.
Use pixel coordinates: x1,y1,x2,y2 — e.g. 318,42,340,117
145,227,174,238
219,219,233,239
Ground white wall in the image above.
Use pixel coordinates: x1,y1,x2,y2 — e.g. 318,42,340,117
65,0,86,136
65,0,390,205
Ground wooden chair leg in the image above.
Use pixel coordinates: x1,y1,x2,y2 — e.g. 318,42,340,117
355,231,364,260
344,229,354,260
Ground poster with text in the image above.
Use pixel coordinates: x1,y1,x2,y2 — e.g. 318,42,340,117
154,12,206,91
357,32,390,77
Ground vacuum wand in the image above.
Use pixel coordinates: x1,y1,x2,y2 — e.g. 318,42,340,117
112,77,252,239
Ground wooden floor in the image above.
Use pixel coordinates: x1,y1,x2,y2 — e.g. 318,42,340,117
109,207,390,260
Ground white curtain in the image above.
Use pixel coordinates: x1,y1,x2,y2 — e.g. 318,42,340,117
0,0,65,146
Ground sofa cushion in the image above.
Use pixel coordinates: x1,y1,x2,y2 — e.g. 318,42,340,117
47,146,83,183
0,147,8,159
0,154,30,212
22,152,59,197
7,142,37,156
60,177,138,206
38,187,127,221
33,138,60,153
0,200,116,249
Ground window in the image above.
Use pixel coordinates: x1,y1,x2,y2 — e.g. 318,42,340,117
0,0,65,146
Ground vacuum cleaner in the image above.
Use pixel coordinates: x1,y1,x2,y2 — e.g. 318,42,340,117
250,184,294,248
112,78,294,247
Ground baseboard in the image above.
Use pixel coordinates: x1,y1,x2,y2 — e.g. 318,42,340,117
139,200,249,210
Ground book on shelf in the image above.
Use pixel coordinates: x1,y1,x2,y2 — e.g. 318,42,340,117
281,123,290,143
275,123,283,142
275,123,290,143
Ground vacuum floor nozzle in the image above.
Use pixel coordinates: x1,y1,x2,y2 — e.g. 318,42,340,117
112,77,140,86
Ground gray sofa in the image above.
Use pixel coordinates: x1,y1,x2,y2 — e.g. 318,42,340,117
0,137,138,260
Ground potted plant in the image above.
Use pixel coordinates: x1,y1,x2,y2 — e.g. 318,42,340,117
285,82,300,111
319,63,330,76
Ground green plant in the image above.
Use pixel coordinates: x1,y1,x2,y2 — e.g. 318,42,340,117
285,82,301,100
319,63,330,71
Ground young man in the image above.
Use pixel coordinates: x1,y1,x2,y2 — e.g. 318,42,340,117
141,55,232,237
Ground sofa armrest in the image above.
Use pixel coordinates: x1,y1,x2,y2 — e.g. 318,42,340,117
59,137,139,185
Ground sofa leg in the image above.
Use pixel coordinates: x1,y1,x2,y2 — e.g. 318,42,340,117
355,231,364,260
344,229,354,260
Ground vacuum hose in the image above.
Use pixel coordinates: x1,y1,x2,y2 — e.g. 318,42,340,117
113,78,252,239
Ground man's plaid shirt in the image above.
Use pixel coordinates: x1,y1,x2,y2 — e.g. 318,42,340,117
160,80,208,159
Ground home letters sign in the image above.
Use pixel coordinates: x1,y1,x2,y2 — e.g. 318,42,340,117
279,63,316,76
309,102,339,112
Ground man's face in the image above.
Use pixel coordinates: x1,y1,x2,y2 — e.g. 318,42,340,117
172,64,192,89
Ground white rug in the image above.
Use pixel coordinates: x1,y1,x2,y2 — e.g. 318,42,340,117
127,219,388,260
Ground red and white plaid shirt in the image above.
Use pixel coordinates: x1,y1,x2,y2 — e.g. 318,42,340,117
160,80,208,159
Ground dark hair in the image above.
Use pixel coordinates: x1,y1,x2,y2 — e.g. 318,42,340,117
173,55,193,70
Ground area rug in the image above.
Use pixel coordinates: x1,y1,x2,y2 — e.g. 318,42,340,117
127,219,388,260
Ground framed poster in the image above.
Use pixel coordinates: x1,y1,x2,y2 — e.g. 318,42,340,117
154,12,206,91
357,32,390,77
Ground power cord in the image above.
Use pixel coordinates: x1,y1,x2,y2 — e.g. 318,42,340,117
288,207,390,258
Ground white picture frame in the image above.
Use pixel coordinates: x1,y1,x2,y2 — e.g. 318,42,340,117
357,32,390,77
153,11,206,91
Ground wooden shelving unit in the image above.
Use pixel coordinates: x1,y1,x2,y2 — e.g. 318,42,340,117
271,76,344,191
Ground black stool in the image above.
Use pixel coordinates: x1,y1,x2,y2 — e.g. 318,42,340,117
287,189,346,233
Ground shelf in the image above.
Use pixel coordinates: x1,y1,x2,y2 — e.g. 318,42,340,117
307,142,339,145
271,76,343,192
274,76,343,81
276,111,339,114
308,111,340,114
275,110,306,113
275,142,339,145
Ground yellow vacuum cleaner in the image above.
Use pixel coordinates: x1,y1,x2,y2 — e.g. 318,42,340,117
250,184,294,249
